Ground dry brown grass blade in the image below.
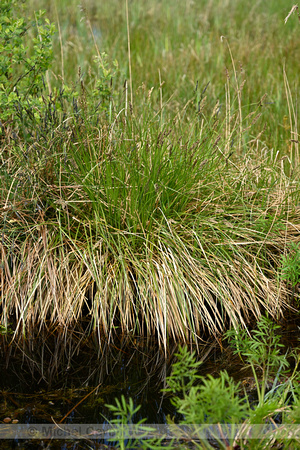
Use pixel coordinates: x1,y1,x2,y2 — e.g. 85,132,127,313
58,383,102,424
284,5,300,24
0,197,298,350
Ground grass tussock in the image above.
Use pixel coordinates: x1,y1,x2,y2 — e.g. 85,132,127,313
1,0,300,351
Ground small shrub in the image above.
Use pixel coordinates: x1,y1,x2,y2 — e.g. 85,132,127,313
0,0,55,130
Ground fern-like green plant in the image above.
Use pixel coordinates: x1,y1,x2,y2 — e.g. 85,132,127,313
103,395,173,450
281,242,300,302
102,319,300,449
225,316,289,406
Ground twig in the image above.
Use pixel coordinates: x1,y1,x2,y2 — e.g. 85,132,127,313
58,383,101,424
285,5,300,24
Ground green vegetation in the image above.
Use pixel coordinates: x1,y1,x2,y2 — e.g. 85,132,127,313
281,242,300,302
1,0,300,348
104,317,300,449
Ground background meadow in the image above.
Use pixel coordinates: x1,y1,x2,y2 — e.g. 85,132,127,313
32,0,299,151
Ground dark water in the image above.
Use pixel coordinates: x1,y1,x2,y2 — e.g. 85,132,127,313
0,319,299,449
0,332,194,449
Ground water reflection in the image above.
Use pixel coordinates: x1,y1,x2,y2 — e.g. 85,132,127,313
1,330,216,426
1,320,298,449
